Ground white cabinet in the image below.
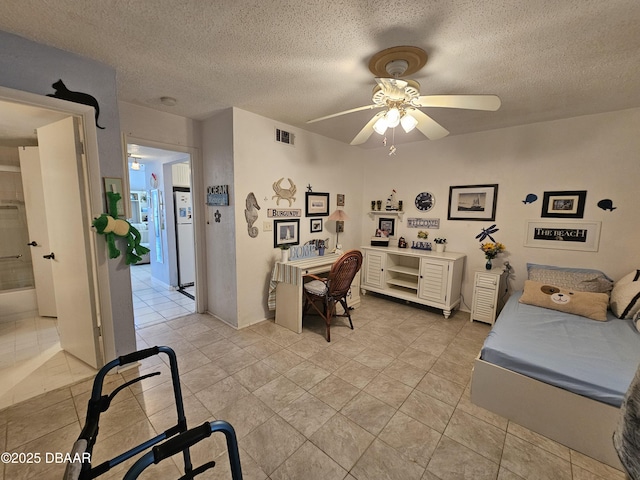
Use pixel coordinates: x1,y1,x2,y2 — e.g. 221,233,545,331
363,250,386,289
471,268,508,324
361,246,465,318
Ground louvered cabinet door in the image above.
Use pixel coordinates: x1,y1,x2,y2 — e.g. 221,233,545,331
363,250,385,288
471,269,507,324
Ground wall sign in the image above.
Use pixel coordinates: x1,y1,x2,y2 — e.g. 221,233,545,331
207,185,229,206
524,220,601,252
407,218,440,228
267,208,301,218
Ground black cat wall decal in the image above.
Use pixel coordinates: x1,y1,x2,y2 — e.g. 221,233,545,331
47,79,105,129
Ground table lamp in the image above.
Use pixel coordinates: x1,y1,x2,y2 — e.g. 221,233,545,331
327,209,350,249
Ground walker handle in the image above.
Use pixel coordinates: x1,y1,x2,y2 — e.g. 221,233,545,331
152,422,211,463
118,346,160,366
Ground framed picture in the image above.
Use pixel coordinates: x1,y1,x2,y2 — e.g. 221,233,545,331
310,218,323,233
274,219,300,248
524,220,601,252
305,192,330,217
448,184,498,221
336,194,345,206
103,177,126,217
378,217,396,237
541,190,586,218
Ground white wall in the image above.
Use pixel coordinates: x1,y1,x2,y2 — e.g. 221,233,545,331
360,108,640,310
202,109,237,325
200,108,364,328
0,30,133,360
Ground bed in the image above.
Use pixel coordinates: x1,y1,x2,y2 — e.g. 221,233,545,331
471,265,640,470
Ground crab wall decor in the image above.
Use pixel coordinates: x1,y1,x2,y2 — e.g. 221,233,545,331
272,177,297,206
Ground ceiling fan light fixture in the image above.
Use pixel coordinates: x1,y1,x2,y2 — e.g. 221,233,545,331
385,107,400,127
373,116,388,135
400,113,418,133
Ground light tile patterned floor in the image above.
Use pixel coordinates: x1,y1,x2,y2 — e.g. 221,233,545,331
0,265,194,411
130,263,195,328
0,295,626,479
0,317,96,410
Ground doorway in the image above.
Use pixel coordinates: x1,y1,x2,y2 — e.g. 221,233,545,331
0,89,104,407
126,143,198,328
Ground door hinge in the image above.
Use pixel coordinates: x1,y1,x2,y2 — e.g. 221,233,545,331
77,140,85,155
95,325,102,337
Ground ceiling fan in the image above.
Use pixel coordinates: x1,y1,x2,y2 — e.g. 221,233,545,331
307,46,501,146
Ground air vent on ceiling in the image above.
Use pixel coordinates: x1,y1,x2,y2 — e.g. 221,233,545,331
275,128,294,146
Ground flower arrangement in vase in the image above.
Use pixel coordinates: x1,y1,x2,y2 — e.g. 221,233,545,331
480,242,506,269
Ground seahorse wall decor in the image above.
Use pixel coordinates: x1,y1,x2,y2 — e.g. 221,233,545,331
47,79,105,129
272,178,297,206
245,192,261,238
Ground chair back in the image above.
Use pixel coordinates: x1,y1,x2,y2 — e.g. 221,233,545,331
327,250,363,298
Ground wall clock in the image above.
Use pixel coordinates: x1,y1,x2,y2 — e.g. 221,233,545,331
415,192,435,211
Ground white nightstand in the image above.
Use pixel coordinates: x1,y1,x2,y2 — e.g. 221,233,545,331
471,268,508,324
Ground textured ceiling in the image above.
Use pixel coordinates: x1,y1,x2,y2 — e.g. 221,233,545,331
0,0,639,148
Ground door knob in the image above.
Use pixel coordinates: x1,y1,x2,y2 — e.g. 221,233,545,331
27,241,38,246
43,252,55,260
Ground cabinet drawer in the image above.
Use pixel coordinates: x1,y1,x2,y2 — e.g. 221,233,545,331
475,272,499,289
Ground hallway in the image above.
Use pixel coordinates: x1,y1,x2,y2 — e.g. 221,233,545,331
130,263,195,328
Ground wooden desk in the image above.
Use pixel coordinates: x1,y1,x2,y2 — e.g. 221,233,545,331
271,254,360,333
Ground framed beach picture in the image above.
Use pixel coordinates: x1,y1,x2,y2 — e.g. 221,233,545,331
541,190,586,218
524,220,601,252
448,184,498,221
305,192,330,217
274,219,300,248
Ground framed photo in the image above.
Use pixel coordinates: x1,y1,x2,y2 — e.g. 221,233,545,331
103,177,126,217
305,192,330,217
524,220,601,252
541,190,586,218
448,184,498,221
336,194,345,206
310,218,323,233
274,219,300,248
378,217,396,237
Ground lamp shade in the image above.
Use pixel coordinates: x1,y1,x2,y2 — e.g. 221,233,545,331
328,209,350,221
401,113,418,133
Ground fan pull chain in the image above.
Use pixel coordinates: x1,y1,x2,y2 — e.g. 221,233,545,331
389,128,397,155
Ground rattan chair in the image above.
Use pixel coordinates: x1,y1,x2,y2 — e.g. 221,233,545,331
303,250,363,342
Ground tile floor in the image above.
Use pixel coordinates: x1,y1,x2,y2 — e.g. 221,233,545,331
0,317,96,410
130,263,195,328
0,295,626,479
0,264,195,411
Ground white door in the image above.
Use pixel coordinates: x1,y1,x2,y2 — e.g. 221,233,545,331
18,147,57,317
37,117,101,368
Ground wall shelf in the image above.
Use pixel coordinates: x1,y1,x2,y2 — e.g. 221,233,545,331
367,211,404,221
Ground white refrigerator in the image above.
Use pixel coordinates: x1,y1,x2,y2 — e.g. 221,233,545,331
174,191,195,287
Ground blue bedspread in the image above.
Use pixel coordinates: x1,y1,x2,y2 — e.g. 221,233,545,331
480,291,640,407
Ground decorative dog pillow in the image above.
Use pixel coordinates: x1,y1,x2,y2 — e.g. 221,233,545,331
519,280,609,321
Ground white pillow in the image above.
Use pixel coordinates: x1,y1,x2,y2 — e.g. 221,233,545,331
610,270,640,319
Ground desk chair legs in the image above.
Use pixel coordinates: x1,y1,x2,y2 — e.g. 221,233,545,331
303,296,354,342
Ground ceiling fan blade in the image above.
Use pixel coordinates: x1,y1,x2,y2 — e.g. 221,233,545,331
307,104,381,124
409,109,450,140
350,111,385,145
413,95,501,111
